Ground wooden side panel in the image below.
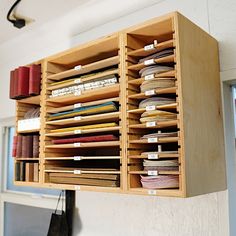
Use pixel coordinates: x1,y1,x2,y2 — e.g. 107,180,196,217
175,13,226,197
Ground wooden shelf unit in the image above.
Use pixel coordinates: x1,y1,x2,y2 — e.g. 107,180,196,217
14,62,43,185
12,12,226,197
41,33,125,191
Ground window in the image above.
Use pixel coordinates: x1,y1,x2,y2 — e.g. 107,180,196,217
0,119,61,236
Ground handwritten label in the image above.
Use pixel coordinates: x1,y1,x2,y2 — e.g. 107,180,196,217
145,90,155,96
144,59,155,66
146,121,156,127
74,65,82,70
74,170,81,175
148,153,159,159
145,105,155,111
74,143,81,147
74,79,81,84
148,137,158,143
74,90,81,96
148,190,157,195
144,74,155,81
74,103,82,109
74,156,82,161
148,170,158,176
74,116,81,121
144,44,154,51
74,130,82,134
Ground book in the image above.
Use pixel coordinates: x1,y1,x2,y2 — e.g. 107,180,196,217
29,64,41,95
15,162,20,181
52,134,118,144
25,135,33,158
22,135,33,158
25,163,34,182
49,173,120,187
12,136,18,157
17,66,30,98
16,135,22,158
33,135,39,158
33,163,39,182
139,97,176,109
9,70,15,99
13,68,19,99
20,162,25,181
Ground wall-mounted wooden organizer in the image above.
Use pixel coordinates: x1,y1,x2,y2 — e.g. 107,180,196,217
11,12,226,197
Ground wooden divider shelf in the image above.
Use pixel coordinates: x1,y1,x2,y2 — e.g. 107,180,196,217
12,12,226,197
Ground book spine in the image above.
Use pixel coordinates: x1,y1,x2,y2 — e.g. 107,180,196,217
9,70,15,99
16,135,22,158
33,135,39,158
12,136,18,157
17,66,30,98
29,64,41,95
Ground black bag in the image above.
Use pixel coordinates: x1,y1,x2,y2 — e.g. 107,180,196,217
47,191,69,236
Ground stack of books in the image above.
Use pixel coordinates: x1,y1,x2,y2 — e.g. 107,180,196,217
12,134,40,158
9,64,41,99
15,162,39,182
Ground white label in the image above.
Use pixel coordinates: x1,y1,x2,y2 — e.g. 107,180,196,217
148,137,158,143
74,130,82,134
144,59,155,66
74,79,81,84
74,65,82,70
74,156,82,161
158,145,162,152
145,90,155,96
74,103,82,109
144,44,154,51
74,90,81,96
74,143,81,147
148,170,158,176
74,170,81,175
74,186,81,190
146,122,156,127
148,153,159,159
148,190,157,195
144,74,155,81
74,116,81,121
145,105,155,111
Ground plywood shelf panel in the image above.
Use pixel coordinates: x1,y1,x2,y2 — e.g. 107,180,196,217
45,141,121,149
45,156,121,161
127,103,177,114
128,87,177,99
129,170,179,175
17,129,40,134
15,158,40,161
46,112,120,126
128,137,179,144
46,126,121,137
128,120,178,129
127,39,174,57
48,56,119,81
128,71,176,85
47,97,120,114
127,55,175,71
45,170,121,174
128,153,179,159
16,95,41,105
47,69,119,90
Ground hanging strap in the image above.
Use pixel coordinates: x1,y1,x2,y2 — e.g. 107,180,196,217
55,190,64,214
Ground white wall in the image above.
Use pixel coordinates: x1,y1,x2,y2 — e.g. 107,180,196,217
1,0,236,235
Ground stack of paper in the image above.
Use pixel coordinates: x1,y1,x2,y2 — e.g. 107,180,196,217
140,175,179,189
143,159,179,171
140,110,177,123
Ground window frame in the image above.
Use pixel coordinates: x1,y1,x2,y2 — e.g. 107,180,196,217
0,117,61,236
